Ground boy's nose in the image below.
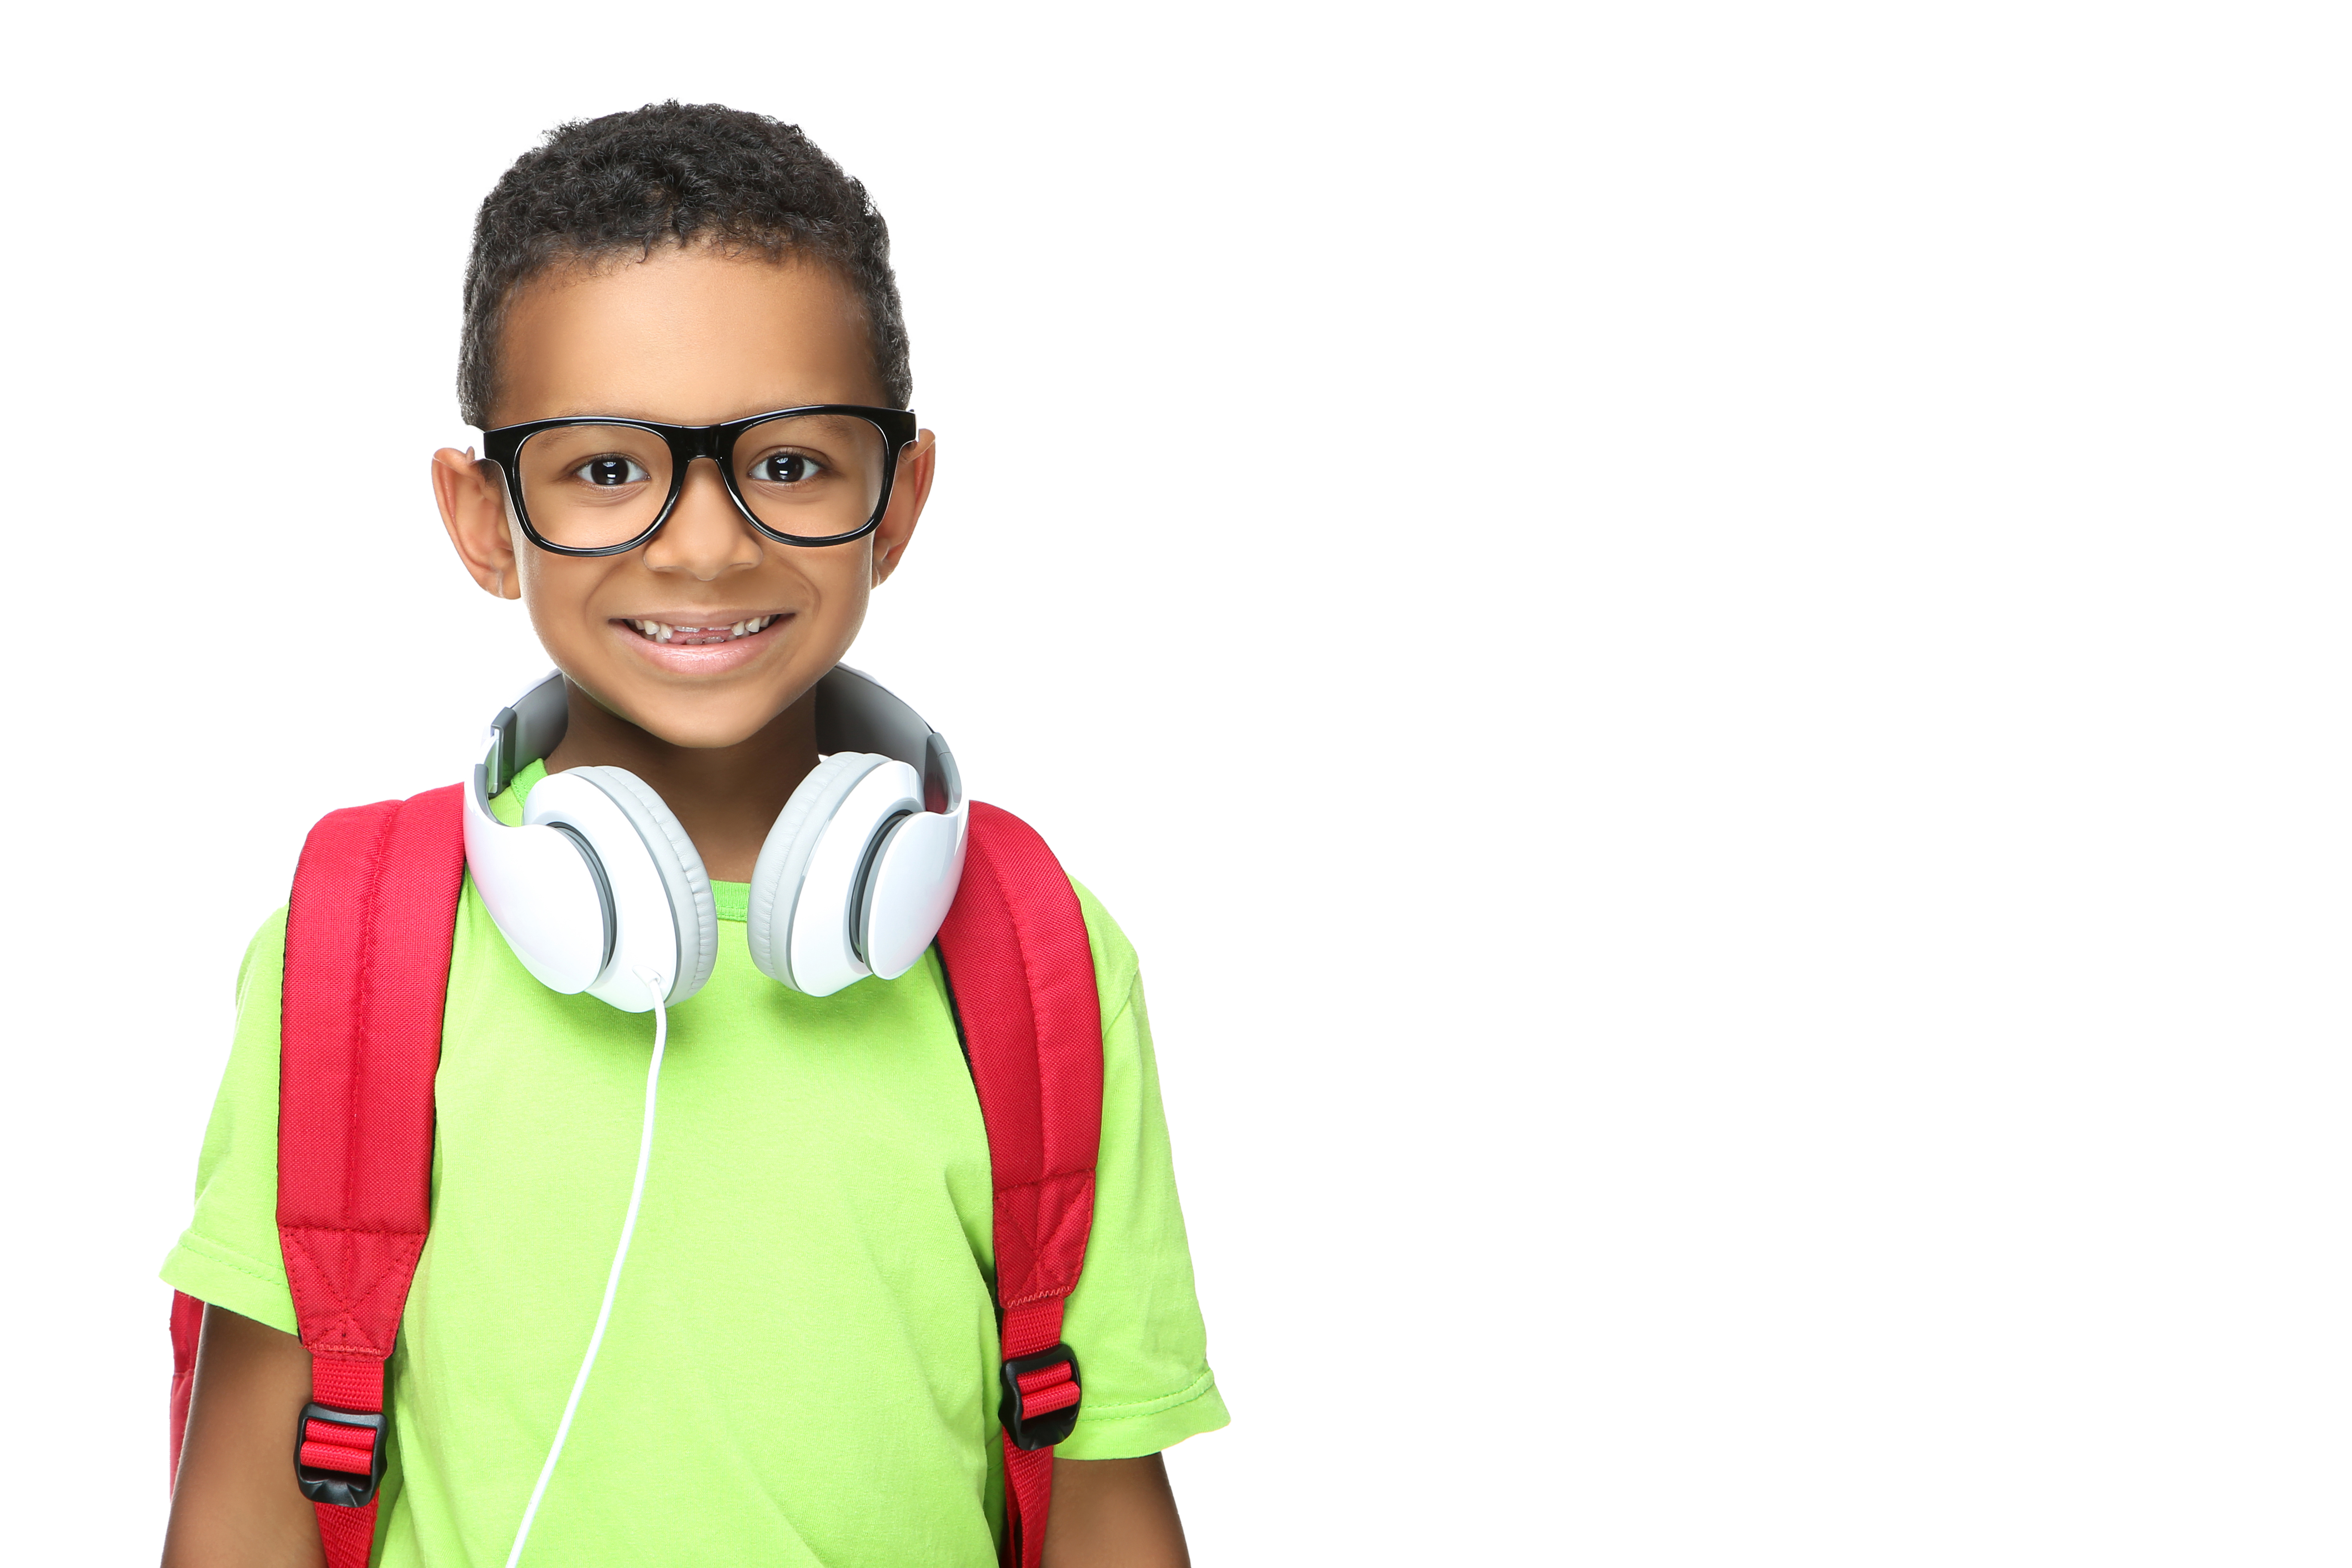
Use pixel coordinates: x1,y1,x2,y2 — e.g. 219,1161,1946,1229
643,459,763,580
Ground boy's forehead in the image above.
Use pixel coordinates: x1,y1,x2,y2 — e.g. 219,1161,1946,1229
491,245,882,427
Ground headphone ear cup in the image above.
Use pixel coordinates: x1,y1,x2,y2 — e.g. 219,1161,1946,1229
564,765,719,1003
745,752,888,989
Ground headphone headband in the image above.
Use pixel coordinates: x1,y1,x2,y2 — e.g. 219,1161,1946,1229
474,664,964,814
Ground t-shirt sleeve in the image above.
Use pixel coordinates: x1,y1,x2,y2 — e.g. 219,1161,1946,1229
160,907,301,1335
1050,883,1231,1459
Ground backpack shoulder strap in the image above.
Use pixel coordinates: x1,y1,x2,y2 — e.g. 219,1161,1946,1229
273,783,466,1568
933,801,1106,1568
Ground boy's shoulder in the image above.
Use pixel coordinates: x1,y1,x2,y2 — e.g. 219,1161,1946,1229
1066,878,1144,1020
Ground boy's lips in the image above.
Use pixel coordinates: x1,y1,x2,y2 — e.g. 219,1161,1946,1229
609,611,790,673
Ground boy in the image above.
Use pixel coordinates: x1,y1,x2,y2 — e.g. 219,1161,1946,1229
160,102,1225,1567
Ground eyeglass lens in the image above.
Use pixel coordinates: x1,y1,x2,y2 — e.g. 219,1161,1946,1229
513,414,890,548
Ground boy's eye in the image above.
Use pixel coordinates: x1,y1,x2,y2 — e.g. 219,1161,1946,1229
573,455,650,487
748,451,825,485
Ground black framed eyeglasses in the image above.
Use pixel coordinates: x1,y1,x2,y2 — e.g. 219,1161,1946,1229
479,404,919,555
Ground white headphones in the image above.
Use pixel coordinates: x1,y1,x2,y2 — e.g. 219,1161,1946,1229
463,665,969,1012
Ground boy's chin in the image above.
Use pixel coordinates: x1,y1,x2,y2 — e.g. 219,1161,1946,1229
577,674,812,753
548,616,838,752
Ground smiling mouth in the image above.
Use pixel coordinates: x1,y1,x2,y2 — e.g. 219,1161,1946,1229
620,614,782,646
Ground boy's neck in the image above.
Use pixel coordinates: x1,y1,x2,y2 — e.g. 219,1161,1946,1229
542,683,819,883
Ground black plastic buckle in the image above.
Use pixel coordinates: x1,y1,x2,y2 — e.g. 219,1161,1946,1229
294,1401,388,1508
999,1342,1083,1452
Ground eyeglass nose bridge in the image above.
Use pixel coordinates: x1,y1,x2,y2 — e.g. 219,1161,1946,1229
654,425,761,532
669,423,735,465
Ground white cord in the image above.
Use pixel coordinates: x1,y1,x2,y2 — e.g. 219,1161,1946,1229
504,969,670,1568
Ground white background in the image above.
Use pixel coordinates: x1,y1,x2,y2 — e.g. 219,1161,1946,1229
2,2,2346,1562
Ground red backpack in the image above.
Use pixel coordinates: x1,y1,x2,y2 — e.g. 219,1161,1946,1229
167,784,1101,1568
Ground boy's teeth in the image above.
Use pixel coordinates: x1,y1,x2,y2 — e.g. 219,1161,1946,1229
629,616,773,646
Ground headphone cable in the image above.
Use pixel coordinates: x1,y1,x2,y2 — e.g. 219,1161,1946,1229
504,968,670,1568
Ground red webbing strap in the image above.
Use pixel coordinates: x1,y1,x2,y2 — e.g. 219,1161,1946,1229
1001,1298,1071,1568
315,1488,382,1568
276,784,466,1568
933,802,1105,1568
167,1289,202,1488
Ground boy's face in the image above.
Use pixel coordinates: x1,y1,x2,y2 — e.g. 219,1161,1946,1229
433,246,934,751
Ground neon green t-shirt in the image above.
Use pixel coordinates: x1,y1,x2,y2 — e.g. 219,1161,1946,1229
162,763,1226,1565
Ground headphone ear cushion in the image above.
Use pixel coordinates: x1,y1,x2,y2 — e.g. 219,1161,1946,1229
564,765,719,1002
745,752,889,989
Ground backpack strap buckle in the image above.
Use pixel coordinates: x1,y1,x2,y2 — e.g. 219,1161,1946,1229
999,1342,1083,1451
294,1401,388,1507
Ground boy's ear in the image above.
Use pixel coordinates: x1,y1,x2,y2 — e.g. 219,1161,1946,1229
872,429,936,588
434,447,521,600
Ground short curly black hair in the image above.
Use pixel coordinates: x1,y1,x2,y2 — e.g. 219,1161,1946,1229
458,102,910,428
